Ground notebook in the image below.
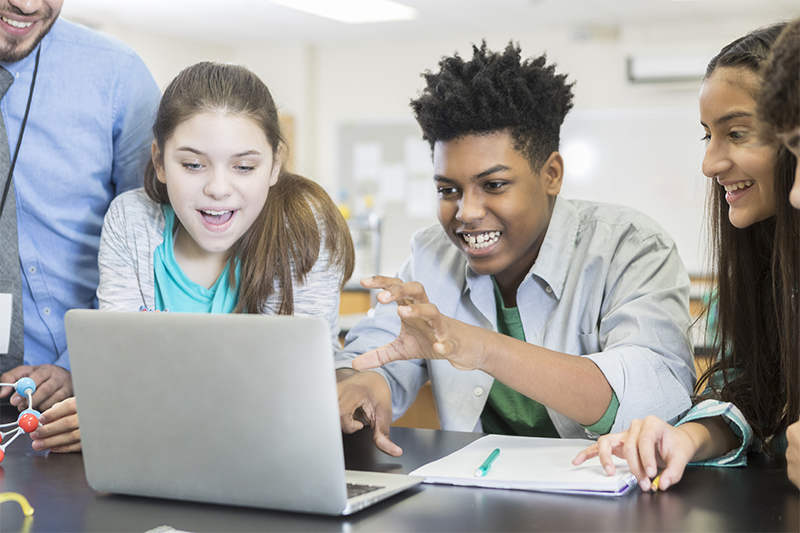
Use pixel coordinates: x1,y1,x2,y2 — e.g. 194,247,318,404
410,434,637,497
65,309,422,515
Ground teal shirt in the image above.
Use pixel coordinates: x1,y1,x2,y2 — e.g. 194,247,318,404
153,206,240,313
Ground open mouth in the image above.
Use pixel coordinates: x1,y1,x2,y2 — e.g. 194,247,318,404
200,209,234,225
461,231,500,250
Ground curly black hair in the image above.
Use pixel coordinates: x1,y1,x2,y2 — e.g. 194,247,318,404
410,41,574,169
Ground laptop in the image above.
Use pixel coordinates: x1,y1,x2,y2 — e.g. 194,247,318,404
64,309,422,515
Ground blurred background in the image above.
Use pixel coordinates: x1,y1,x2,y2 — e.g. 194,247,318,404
62,0,798,278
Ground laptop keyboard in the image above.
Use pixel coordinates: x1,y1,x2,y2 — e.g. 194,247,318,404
347,482,385,499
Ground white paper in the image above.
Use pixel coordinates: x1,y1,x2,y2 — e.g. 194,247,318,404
410,434,636,496
0,293,12,354
353,142,383,183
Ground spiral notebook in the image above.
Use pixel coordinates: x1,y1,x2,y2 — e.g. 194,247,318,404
410,434,637,497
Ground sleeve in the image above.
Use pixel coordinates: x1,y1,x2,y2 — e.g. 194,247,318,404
96,194,153,311
109,52,160,195
334,250,429,421
677,399,754,467
583,226,695,435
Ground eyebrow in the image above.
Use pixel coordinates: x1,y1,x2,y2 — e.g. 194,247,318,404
700,110,754,129
434,164,511,182
175,147,262,158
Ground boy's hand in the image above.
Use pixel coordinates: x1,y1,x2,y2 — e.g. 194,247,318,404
337,369,402,457
352,276,488,372
0,364,73,412
30,397,82,453
572,416,697,492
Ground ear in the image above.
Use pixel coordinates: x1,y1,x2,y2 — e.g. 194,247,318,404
151,140,167,185
538,151,564,196
269,146,283,187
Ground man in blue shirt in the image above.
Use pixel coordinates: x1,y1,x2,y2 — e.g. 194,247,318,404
0,0,160,410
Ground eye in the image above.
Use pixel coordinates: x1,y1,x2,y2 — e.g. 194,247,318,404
701,133,711,142
484,181,506,192
729,130,748,142
437,186,458,197
182,162,203,171
235,165,256,173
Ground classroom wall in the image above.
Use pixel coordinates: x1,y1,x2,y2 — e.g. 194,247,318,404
76,11,794,276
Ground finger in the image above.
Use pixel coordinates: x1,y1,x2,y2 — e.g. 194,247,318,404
31,427,81,452
360,275,403,290
656,455,688,491
596,435,623,476
572,443,599,466
621,420,650,490
352,346,403,370
38,398,78,425
27,367,71,411
31,413,79,440
637,418,663,480
371,408,402,457
0,366,33,398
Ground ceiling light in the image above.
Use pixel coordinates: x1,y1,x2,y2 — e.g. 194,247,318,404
270,0,417,24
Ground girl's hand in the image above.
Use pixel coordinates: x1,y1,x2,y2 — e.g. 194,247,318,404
29,397,81,453
572,416,699,491
352,276,489,372
787,420,800,489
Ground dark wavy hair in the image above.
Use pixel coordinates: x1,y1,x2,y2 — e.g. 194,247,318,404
410,41,574,169
757,18,800,143
144,62,354,314
698,22,800,454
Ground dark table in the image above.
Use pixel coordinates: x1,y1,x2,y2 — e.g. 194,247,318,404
1,417,797,532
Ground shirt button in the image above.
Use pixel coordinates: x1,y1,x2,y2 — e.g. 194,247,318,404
545,286,552,294
474,387,484,397
43,307,51,315
28,266,36,273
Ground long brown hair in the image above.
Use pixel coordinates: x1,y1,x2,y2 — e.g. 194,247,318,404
143,62,354,314
698,23,800,452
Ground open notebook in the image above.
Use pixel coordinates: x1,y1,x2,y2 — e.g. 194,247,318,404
410,434,637,497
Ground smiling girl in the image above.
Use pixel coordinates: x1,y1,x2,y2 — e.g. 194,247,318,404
574,22,799,491
27,61,354,453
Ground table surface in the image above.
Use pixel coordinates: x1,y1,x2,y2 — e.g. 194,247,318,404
1,414,798,533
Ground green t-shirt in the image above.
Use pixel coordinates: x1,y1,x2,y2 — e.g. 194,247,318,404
479,277,619,436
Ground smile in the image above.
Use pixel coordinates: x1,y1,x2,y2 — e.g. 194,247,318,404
1,16,32,29
462,231,500,250
723,180,753,193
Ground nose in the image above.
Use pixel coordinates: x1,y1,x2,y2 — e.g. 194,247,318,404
456,189,486,225
701,138,733,179
203,169,233,200
8,0,44,15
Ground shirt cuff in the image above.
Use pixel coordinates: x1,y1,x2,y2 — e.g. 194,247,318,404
582,390,619,435
677,399,752,467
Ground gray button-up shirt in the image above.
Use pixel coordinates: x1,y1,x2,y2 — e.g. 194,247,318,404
336,196,695,439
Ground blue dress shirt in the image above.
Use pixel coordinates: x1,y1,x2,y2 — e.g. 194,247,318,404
1,18,160,369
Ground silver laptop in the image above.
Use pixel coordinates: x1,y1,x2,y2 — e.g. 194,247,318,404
65,309,422,515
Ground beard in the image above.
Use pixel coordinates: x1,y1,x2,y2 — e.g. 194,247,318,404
0,4,59,63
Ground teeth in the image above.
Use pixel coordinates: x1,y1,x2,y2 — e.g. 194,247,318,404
2,16,32,29
462,231,500,249
202,209,230,216
724,180,754,193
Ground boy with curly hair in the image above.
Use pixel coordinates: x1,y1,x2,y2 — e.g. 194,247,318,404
335,42,695,456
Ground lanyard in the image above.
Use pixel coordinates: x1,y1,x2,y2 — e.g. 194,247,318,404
0,45,41,222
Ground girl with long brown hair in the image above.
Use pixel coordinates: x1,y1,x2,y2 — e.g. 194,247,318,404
25,61,355,453
574,21,799,491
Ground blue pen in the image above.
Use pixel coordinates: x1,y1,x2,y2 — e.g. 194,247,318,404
474,448,500,477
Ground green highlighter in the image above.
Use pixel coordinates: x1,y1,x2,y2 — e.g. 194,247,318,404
474,448,500,477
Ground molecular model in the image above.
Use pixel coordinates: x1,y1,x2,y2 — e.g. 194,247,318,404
0,378,39,463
